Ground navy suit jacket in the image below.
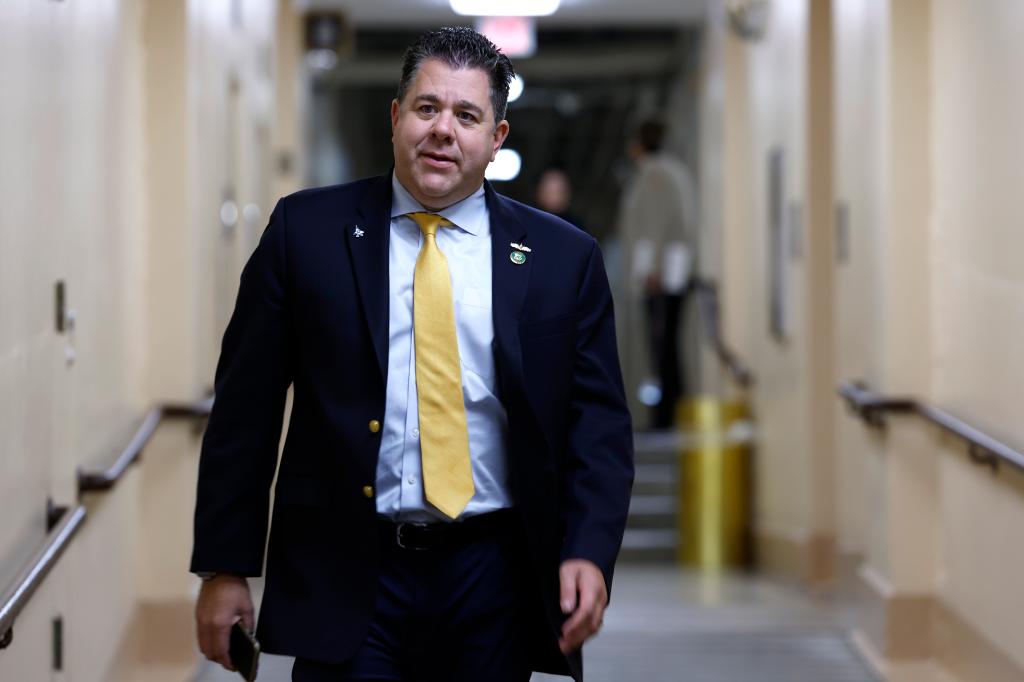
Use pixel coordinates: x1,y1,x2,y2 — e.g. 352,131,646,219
191,174,634,680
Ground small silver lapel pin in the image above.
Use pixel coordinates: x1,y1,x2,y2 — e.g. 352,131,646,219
510,242,531,253
353,226,365,238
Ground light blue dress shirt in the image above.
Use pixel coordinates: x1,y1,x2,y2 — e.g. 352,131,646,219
375,175,512,522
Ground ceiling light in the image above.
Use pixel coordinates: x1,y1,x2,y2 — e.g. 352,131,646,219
450,0,560,17
508,75,524,103
486,149,522,182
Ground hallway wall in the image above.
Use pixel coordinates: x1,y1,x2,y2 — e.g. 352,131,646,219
832,0,886,560
704,0,1024,679
0,0,302,678
929,0,1024,674
0,0,144,583
707,0,840,582
0,3,149,677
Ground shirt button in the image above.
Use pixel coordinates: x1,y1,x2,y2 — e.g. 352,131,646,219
411,428,420,439
362,485,374,498
368,419,381,433
407,475,416,485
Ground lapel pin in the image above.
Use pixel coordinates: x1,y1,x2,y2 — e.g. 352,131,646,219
510,241,530,265
353,226,365,238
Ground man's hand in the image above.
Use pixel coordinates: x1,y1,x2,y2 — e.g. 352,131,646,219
558,559,608,654
196,574,254,672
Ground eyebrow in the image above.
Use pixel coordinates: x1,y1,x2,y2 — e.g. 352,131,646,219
414,94,485,119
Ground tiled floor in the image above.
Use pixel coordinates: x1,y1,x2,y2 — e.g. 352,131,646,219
191,566,880,682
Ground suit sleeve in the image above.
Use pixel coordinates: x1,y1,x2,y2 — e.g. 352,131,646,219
190,199,292,576
560,240,635,595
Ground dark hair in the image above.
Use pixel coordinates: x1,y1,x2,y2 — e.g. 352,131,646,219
397,26,515,124
637,118,667,153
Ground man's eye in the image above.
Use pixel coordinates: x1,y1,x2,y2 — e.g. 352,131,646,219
457,111,477,122
419,105,436,114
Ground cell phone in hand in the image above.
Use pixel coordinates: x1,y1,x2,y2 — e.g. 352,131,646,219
229,622,260,681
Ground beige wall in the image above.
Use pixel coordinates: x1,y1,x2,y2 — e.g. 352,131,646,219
722,0,810,546
0,0,145,581
708,0,842,581
0,0,301,677
707,0,1024,678
832,0,887,558
930,0,1024,672
0,1,149,676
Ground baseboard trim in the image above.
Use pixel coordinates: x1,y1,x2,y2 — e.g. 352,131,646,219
932,600,1024,682
754,527,836,585
846,560,1024,682
849,628,890,681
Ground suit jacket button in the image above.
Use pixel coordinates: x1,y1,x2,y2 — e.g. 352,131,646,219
368,419,381,433
362,485,374,498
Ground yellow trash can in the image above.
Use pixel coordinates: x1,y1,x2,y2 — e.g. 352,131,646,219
677,397,754,569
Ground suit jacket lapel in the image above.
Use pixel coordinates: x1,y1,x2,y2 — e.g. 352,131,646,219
346,174,392,380
486,183,531,393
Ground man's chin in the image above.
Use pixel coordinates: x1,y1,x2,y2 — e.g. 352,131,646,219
410,180,457,206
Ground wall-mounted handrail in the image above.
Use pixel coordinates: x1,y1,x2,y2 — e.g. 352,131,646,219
0,505,87,649
0,396,212,651
77,396,213,494
838,380,1024,473
77,409,164,493
693,279,755,388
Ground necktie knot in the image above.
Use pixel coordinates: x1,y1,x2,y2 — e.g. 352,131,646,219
407,212,453,237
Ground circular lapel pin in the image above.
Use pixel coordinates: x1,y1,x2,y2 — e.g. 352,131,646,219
510,250,527,265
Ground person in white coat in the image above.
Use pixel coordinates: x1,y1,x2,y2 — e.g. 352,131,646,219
617,117,697,429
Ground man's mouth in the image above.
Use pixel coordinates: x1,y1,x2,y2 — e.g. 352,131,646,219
420,151,456,168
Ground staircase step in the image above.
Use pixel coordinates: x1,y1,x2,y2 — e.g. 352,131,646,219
619,528,677,563
632,463,677,496
629,495,676,515
626,494,676,529
633,430,685,451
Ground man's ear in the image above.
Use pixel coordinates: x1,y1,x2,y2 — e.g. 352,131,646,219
390,99,400,132
491,120,510,161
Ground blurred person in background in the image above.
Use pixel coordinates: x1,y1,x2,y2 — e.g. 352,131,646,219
535,166,587,233
190,26,633,682
618,117,697,430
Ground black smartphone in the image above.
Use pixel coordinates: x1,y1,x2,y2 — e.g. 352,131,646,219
229,622,260,681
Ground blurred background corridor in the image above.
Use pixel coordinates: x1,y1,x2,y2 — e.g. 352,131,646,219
2,1,1023,680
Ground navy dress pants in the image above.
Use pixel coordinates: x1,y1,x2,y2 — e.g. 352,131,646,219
292,519,533,682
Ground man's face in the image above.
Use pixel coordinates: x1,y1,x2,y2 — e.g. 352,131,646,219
391,59,509,211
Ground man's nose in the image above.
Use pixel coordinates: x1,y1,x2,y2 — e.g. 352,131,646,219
430,111,454,140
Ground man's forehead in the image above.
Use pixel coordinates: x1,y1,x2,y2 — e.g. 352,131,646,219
409,60,490,93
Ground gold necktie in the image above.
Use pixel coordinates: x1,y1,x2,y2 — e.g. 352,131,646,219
408,212,475,519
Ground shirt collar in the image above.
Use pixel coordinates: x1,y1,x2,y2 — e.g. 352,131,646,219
390,173,487,237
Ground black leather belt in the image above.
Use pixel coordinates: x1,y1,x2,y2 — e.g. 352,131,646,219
377,509,514,551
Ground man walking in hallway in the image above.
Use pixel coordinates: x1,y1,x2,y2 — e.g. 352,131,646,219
190,27,633,681
618,118,697,430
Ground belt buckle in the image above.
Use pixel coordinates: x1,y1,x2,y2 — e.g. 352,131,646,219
395,522,428,551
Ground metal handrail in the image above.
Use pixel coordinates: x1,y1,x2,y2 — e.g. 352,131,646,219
77,409,164,493
838,380,1024,473
693,279,755,388
0,505,87,649
0,396,212,650
77,397,213,493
